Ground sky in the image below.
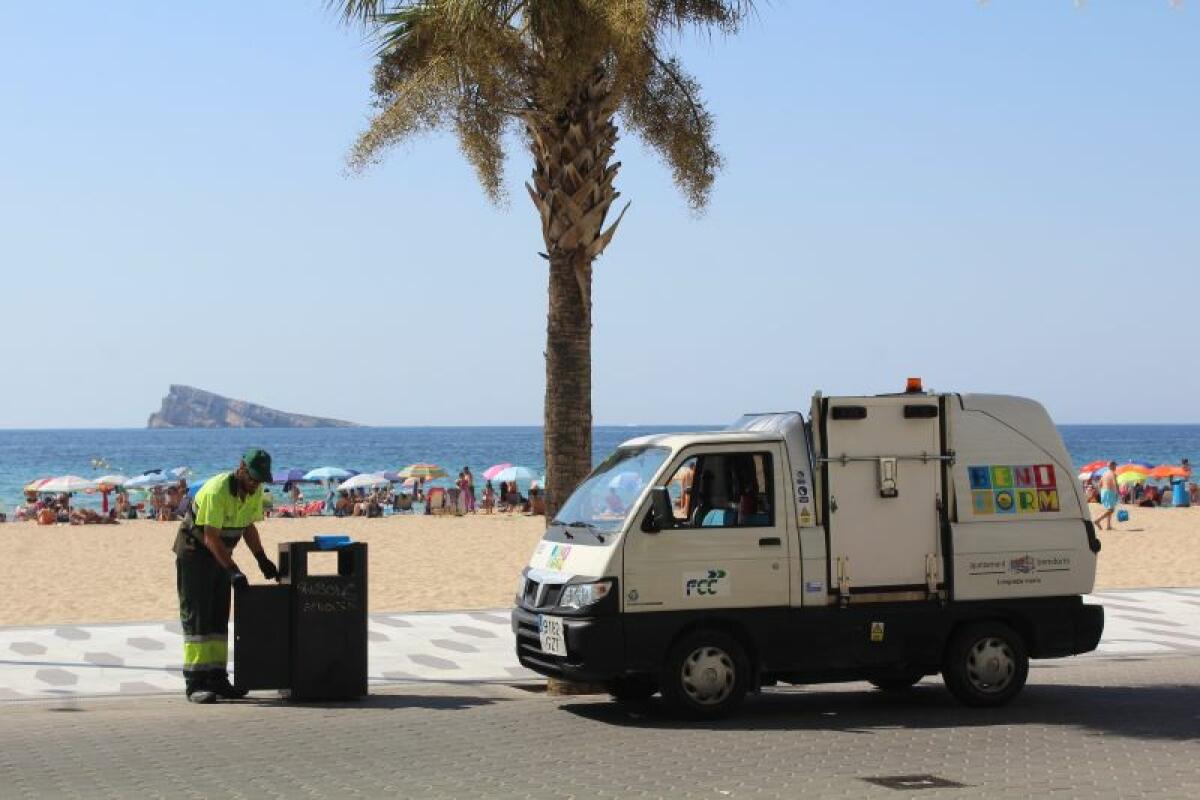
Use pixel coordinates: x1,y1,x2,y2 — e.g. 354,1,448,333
1,1,1196,428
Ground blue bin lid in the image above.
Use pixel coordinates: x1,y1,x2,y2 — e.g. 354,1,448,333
314,534,352,550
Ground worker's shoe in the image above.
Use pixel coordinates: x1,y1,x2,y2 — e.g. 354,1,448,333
208,676,249,700
186,689,217,704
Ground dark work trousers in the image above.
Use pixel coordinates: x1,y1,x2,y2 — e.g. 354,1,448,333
176,547,232,694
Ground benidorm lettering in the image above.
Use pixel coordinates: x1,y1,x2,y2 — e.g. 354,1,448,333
968,464,1059,515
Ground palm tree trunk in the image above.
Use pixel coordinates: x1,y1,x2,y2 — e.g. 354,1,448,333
543,252,592,520
526,69,628,522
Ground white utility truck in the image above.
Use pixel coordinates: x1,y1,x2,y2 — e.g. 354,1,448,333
512,383,1104,718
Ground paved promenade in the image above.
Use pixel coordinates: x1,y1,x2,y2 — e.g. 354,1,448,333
2,654,1198,799
2,588,1200,700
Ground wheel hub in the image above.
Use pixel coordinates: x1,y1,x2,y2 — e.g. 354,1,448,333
681,646,734,705
966,637,1014,692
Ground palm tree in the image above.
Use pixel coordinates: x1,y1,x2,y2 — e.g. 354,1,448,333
334,1,754,519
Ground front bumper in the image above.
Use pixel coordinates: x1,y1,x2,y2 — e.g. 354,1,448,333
511,606,623,682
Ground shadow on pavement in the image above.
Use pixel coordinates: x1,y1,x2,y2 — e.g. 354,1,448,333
234,693,507,712
560,682,1200,742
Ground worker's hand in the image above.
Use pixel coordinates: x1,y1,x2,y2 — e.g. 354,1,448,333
255,552,279,582
227,568,249,591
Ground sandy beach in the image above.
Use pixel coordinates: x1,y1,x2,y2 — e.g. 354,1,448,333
0,506,1196,626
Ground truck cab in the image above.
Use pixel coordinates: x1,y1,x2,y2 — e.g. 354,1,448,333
512,387,1104,718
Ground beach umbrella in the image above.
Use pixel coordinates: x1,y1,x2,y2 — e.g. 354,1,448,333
1077,460,1108,474
492,465,537,484
303,466,357,481
483,463,513,481
272,468,310,484
125,472,173,489
169,466,193,479
1115,463,1151,478
91,474,127,489
24,477,52,492
337,473,392,491
39,475,97,494
608,471,644,491
1150,465,1189,480
1116,471,1149,488
397,463,448,480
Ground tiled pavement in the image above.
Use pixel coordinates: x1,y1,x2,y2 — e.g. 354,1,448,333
2,587,1199,701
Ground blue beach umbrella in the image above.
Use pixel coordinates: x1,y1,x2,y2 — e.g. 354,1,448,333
493,465,537,484
273,468,310,484
303,466,357,481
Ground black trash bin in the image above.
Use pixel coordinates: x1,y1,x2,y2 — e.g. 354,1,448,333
234,539,368,701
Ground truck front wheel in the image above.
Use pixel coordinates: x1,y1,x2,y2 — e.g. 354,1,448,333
660,630,749,719
941,622,1029,707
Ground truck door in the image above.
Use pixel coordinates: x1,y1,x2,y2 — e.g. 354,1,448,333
821,397,942,596
624,444,791,627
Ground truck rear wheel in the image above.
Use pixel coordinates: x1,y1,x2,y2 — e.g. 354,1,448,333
660,630,749,719
942,622,1029,707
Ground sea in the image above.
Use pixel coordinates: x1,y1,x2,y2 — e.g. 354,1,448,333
1,424,1197,512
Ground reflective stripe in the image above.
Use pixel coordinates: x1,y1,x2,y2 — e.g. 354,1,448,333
182,638,228,671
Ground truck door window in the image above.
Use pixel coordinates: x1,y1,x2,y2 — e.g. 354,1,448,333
666,457,698,522
667,452,774,529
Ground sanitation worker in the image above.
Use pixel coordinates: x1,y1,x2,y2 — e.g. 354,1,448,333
172,449,279,703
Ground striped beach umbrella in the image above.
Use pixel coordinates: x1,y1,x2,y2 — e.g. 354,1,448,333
482,463,513,481
39,475,97,494
397,463,448,480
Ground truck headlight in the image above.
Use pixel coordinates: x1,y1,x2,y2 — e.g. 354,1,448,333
559,580,612,610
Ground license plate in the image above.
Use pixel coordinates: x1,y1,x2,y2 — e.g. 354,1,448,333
538,615,567,657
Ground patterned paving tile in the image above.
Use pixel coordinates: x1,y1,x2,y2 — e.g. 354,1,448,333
126,637,166,651
431,639,479,654
450,625,498,639
10,642,46,656
35,669,78,687
83,652,124,667
373,616,413,628
53,627,90,641
409,654,460,671
119,681,170,694
467,612,509,625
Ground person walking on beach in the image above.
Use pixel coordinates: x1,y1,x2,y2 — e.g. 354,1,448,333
172,449,279,704
1094,460,1120,531
463,466,476,513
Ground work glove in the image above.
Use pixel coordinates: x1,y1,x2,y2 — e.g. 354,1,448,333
256,552,279,582
227,568,249,591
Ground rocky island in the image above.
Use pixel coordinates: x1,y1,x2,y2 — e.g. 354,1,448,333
147,385,358,429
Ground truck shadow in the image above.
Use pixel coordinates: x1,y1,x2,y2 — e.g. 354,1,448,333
560,681,1200,742
235,693,506,712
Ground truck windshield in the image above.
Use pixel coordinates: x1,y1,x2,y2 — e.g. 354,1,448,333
552,446,670,534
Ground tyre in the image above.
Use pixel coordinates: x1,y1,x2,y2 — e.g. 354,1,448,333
941,622,1029,707
868,670,927,692
609,676,656,704
660,629,749,719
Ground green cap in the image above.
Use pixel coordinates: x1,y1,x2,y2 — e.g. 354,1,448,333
242,448,273,483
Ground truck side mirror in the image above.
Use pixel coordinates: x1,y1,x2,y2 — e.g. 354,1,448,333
643,487,675,533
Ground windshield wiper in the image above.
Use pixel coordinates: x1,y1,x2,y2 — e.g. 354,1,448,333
549,519,575,539
565,521,605,543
